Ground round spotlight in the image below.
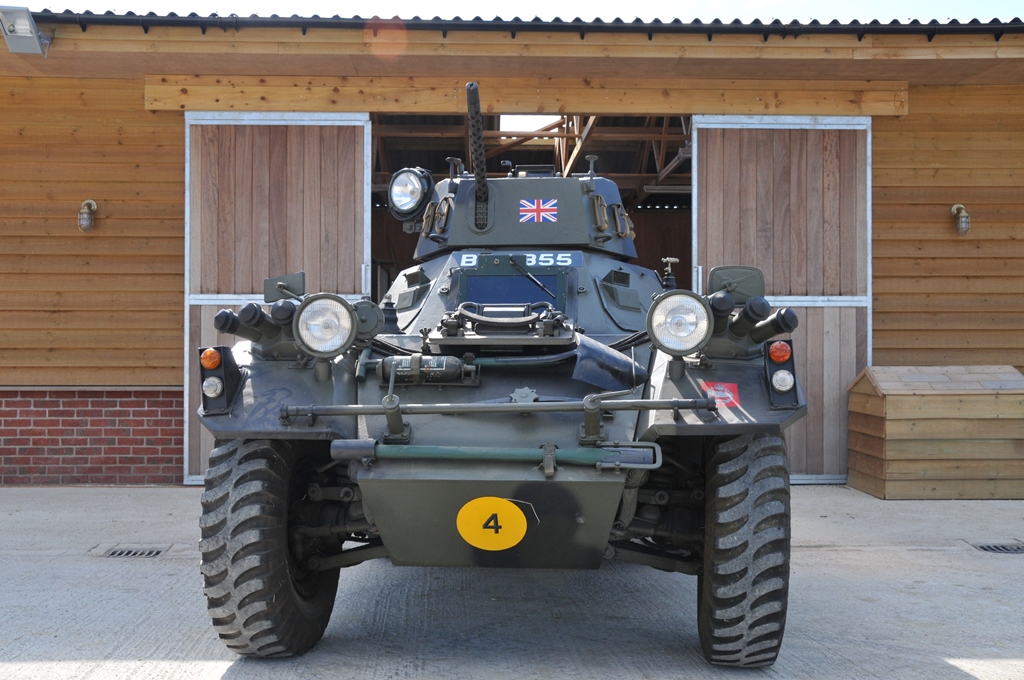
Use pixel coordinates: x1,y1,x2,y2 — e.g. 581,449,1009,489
388,168,433,221
647,290,713,356
294,294,356,358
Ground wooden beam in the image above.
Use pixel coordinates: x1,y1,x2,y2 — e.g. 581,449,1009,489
630,117,659,206
371,114,391,175
484,119,563,159
656,117,670,174
35,24,1024,63
145,76,909,116
372,124,692,142
371,171,687,185
562,116,598,177
14,26,1021,91
656,146,692,183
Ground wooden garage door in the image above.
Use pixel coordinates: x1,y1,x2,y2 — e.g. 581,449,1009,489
695,119,870,479
185,115,370,480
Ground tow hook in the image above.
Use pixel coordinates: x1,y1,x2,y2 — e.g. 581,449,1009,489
541,443,557,478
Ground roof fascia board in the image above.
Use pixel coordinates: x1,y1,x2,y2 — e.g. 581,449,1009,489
33,12,1024,40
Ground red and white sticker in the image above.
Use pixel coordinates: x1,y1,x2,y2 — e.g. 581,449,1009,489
698,380,741,408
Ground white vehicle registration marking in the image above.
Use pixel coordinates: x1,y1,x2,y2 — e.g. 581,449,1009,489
458,252,580,268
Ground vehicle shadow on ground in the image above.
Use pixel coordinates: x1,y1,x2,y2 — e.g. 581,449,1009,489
221,560,703,679
217,560,986,680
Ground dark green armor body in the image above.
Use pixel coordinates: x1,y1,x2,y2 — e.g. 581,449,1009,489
196,82,805,667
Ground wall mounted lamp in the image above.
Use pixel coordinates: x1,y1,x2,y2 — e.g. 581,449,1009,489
0,6,51,57
79,200,97,232
951,204,970,236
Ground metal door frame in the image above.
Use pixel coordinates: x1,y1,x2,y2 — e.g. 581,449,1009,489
182,111,372,485
691,115,872,484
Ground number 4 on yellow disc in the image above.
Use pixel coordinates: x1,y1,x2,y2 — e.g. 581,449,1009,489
456,497,528,551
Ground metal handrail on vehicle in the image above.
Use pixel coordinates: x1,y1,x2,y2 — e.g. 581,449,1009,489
280,391,717,443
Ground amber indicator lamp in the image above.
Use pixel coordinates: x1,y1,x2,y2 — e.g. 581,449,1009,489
768,341,792,364
200,348,222,370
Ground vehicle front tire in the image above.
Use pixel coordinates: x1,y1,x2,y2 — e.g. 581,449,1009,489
698,433,790,667
200,439,340,657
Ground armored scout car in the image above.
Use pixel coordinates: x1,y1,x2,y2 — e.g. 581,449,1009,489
197,83,806,667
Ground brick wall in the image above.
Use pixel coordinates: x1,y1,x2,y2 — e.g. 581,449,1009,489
0,390,184,485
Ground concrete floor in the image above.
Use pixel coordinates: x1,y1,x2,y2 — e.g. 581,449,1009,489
0,485,1021,680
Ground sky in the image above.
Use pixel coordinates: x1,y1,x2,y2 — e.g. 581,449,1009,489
32,0,1024,22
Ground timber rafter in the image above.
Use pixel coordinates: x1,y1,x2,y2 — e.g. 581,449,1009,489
368,111,692,205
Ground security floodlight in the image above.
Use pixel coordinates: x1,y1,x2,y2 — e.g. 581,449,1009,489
0,7,50,56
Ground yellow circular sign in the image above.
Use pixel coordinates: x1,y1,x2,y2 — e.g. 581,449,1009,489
456,497,528,551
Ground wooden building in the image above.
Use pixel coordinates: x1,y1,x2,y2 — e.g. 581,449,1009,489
0,12,1021,484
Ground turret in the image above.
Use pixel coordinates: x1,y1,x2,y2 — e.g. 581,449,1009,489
385,82,640,263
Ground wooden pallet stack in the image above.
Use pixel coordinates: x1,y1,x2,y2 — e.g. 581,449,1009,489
847,366,1024,500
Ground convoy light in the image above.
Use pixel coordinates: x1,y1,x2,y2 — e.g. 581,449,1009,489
771,370,795,393
294,293,356,358
388,168,432,221
768,341,792,364
202,376,224,398
646,290,712,356
200,348,222,370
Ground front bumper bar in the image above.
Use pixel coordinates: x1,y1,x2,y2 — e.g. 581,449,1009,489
282,393,717,445
331,439,663,474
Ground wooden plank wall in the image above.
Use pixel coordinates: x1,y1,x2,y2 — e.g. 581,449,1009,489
0,77,184,386
698,128,867,296
631,209,693,278
697,127,868,475
787,307,866,475
190,124,364,296
187,123,366,475
873,85,1024,370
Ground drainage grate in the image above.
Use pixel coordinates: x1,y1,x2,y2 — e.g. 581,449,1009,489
105,548,164,558
972,543,1024,555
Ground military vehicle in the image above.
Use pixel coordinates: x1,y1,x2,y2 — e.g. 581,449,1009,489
196,83,806,667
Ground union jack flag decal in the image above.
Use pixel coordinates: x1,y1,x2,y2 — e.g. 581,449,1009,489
519,199,558,223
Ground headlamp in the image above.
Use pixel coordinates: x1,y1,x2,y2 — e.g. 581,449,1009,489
646,290,713,357
293,294,357,358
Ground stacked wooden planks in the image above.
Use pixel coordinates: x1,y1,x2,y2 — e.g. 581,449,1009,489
0,77,185,386
847,365,1024,499
873,85,1024,372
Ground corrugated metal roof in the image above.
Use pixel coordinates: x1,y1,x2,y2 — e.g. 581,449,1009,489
31,11,1024,38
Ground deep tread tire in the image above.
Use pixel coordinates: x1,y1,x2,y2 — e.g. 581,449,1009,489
200,439,339,657
698,433,790,667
